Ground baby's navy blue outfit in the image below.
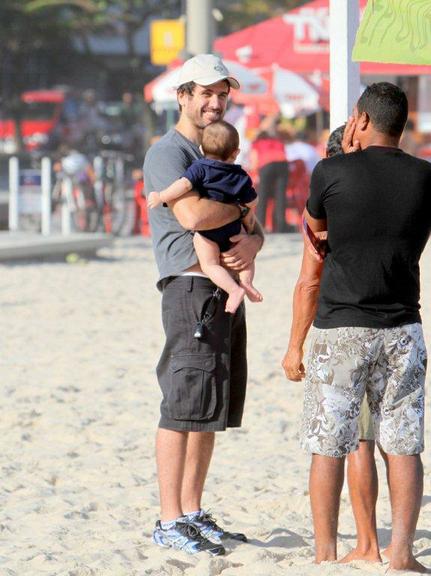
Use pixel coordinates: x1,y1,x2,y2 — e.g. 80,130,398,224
183,158,257,252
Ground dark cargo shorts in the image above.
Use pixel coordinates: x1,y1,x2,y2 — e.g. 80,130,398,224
157,275,248,432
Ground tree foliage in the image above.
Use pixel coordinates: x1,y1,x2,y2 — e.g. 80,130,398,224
0,0,316,151
0,0,315,112
215,0,312,34
0,0,93,97
0,0,94,149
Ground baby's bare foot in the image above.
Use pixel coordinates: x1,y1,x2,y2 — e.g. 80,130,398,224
225,287,245,314
240,283,263,303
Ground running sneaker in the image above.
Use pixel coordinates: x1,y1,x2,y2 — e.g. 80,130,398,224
152,520,225,556
188,510,247,543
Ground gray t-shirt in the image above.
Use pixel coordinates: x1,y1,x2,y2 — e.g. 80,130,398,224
143,129,202,288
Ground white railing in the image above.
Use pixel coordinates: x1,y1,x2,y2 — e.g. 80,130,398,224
9,156,55,235
7,155,126,236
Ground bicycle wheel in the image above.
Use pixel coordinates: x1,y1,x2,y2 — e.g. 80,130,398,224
72,183,100,233
102,181,127,235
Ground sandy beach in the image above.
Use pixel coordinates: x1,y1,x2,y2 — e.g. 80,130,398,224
1,234,430,576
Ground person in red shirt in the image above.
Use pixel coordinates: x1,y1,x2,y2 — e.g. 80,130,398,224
250,129,289,232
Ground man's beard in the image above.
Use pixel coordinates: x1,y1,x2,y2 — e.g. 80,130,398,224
200,108,223,125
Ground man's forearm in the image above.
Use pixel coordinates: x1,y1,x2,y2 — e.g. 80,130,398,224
288,279,320,352
283,222,324,381
170,194,240,231
251,217,264,247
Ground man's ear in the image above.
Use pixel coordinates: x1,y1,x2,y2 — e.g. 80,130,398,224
177,90,188,110
358,111,370,132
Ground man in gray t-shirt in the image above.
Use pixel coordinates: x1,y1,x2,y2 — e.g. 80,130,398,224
144,128,202,285
144,54,263,556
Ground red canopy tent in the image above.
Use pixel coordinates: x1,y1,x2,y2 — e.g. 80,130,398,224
214,0,431,76
230,65,329,117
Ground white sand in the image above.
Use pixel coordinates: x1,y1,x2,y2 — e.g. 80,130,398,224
1,234,430,576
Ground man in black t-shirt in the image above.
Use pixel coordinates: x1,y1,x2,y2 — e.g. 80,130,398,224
282,82,431,573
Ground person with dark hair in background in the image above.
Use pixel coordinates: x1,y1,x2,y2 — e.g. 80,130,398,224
325,125,344,158
144,54,263,557
120,91,144,158
77,89,105,155
250,125,290,233
283,82,431,573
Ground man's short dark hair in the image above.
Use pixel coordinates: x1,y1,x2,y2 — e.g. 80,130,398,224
357,82,408,137
326,125,345,157
177,81,196,112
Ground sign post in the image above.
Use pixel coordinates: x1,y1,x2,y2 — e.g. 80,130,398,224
329,0,361,131
186,0,213,55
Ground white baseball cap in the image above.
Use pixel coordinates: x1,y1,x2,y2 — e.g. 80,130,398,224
174,54,240,90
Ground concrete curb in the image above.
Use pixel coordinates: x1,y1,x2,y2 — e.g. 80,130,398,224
0,232,113,261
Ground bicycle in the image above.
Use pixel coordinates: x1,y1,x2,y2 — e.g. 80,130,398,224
51,149,135,235
52,163,99,233
94,150,134,236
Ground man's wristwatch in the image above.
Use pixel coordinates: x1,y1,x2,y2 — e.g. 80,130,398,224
237,204,250,219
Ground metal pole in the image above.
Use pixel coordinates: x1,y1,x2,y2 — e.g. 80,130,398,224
41,157,51,236
8,156,19,231
186,0,213,55
329,0,361,132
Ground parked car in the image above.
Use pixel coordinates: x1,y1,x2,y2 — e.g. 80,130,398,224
0,89,66,154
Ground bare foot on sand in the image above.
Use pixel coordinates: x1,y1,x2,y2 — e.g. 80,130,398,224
389,557,430,573
225,286,245,314
339,547,382,564
240,282,263,303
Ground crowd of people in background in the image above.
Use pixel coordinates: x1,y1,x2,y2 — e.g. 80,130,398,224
2,81,431,237
232,110,431,234
47,88,146,164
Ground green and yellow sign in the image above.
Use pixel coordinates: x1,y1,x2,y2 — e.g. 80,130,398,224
353,0,431,65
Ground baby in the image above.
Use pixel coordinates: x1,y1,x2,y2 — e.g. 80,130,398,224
148,120,262,314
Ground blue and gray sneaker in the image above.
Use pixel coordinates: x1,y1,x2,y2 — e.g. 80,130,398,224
187,510,247,544
152,520,225,556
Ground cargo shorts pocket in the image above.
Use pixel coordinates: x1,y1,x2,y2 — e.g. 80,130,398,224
168,353,217,421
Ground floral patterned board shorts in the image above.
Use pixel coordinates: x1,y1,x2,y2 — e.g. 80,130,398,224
358,396,374,441
302,323,427,457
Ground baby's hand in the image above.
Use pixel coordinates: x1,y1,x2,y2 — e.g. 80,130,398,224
148,191,162,209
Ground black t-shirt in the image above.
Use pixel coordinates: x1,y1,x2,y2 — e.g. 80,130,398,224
307,146,431,329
